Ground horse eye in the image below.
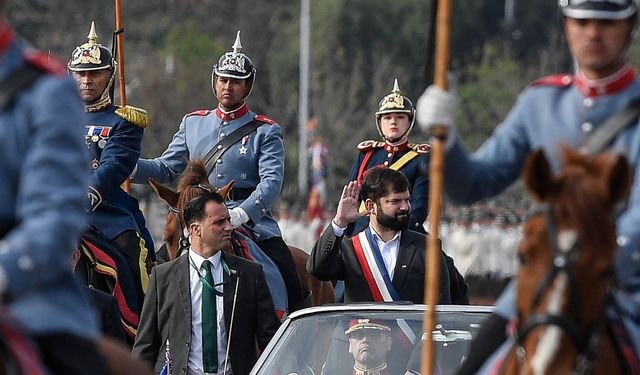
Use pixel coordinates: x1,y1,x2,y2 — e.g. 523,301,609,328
517,252,528,265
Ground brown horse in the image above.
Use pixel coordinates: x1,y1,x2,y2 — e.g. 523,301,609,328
149,159,334,309
503,148,632,374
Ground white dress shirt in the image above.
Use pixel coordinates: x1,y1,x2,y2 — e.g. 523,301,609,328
188,250,232,375
332,221,402,278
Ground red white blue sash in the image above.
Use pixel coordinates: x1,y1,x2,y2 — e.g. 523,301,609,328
352,228,400,302
352,228,416,345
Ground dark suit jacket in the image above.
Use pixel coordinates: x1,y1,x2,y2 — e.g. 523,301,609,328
132,252,280,375
307,226,451,304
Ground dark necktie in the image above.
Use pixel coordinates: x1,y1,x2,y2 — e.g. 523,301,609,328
202,260,218,373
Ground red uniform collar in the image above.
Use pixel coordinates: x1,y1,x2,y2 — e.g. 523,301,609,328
383,139,409,153
0,23,14,57
574,64,636,98
215,103,249,122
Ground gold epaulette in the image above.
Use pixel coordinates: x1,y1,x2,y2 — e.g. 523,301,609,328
408,143,431,154
115,105,149,128
357,140,384,151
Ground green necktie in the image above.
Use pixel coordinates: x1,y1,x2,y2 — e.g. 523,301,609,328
202,260,218,373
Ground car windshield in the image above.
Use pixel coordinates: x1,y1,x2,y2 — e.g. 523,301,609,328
254,307,489,375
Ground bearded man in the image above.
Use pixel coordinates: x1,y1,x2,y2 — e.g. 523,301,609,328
308,167,451,304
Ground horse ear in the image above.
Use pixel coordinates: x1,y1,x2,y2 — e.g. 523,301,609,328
149,178,179,208
523,149,554,200
605,153,632,207
217,180,236,200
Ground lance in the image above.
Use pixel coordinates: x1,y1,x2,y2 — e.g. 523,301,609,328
113,0,132,193
114,0,127,108
113,0,149,192
420,0,452,373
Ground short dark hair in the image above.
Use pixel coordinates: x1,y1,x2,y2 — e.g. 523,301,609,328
183,191,226,226
360,167,410,202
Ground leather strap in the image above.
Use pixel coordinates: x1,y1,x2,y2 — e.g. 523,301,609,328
582,96,640,155
203,119,263,176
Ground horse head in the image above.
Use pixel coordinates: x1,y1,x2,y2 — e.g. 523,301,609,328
149,159,234,260
507,147,632,374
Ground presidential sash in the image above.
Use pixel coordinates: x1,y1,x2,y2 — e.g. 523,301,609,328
351,228,416,345
352,228,400,301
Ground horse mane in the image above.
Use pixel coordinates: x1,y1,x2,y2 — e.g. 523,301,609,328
163,159,236,260
177,159,209,192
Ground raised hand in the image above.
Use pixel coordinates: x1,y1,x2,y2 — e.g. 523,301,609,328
333,181,368,228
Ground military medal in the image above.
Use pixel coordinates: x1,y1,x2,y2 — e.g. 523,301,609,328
98,139,107,148
239,135,249,155
91,135,99,143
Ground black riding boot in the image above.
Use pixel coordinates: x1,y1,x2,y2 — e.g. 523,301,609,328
111,230,147,314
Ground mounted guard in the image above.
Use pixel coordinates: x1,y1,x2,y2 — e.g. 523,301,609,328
417,0,640,372
68,21,153,340
132,31,307,311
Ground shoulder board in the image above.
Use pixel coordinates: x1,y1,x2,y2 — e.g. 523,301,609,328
530,74,573,89
357,140,384,151
186,109,212,117
22,50,66,76
255,114,276,125
408,143,431,154
115,105,149,128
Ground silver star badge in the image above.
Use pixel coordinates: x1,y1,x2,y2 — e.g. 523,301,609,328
239,145,248,155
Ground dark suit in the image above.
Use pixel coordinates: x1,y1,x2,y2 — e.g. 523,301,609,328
132,252,280,375
307,226,451,304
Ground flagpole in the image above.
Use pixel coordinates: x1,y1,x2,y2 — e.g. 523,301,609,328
420,0,452,373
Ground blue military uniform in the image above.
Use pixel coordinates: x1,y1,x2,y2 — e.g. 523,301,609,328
0,23,110,375
69,22,152,320
443,65,640,293
133,103,284,241
347,139,430,234
85,105,144,241
446,66,640,372
133,30,305,310
0,23,98,340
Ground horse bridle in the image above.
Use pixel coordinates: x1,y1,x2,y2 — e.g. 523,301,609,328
513,203,612,374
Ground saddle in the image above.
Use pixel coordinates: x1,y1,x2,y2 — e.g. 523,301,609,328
77,230,141,340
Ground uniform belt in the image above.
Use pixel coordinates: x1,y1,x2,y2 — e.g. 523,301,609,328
227,187,254,201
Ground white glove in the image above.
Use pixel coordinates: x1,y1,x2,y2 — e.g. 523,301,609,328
229,207,250,228
416,85,458,133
